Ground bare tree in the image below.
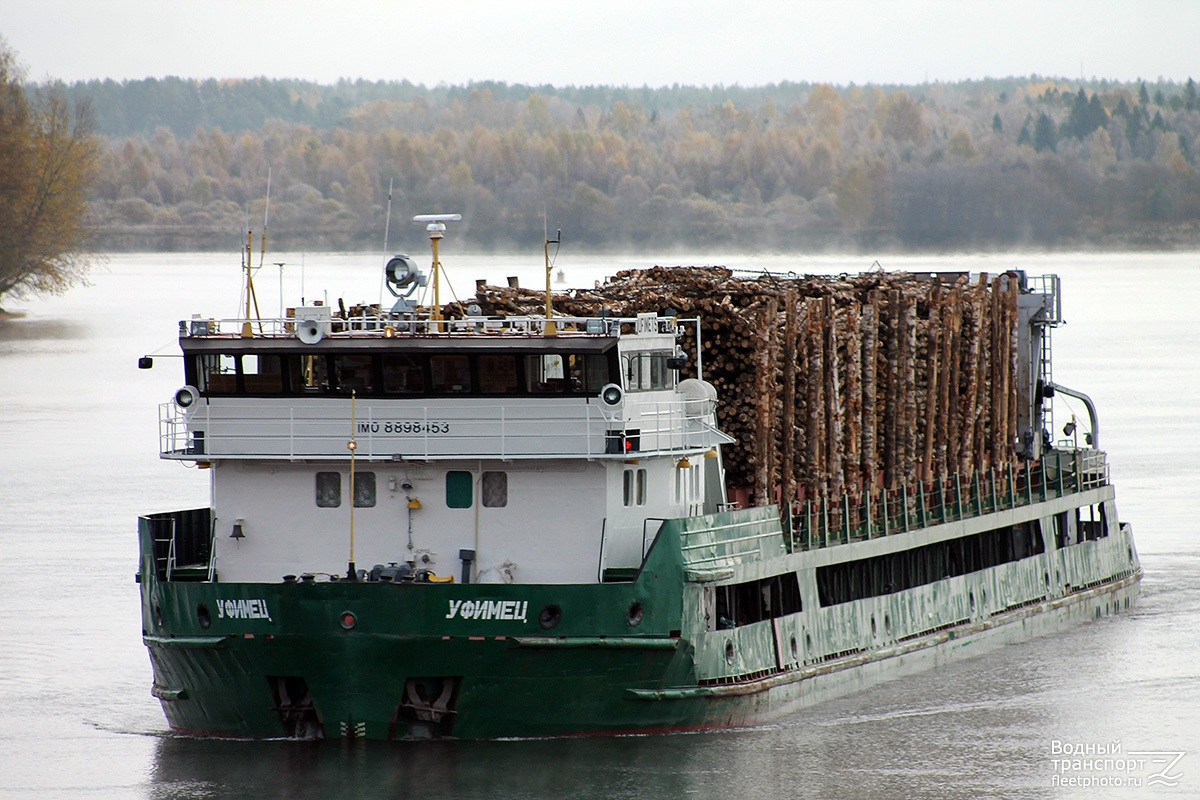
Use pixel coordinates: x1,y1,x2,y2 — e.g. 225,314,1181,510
0,40,100,305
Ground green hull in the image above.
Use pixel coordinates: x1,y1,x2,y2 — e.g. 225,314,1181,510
140,496,1141,740
139,511,741,739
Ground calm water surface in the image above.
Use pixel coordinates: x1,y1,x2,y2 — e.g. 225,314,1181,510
0,251,1197,799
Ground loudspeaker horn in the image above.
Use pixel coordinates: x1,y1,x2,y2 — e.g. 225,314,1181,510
297,319,324,344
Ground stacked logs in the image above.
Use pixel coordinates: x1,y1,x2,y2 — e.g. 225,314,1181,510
461,266,1021,507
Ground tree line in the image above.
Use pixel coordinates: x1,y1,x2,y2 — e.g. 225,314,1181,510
58,76,1200,253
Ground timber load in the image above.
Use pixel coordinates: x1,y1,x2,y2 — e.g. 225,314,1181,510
459,266,1021,509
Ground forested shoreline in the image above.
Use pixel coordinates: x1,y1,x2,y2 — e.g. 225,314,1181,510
56,76,1200,252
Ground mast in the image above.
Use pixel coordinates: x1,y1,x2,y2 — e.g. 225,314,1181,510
413,214,461,329
544,228,561,336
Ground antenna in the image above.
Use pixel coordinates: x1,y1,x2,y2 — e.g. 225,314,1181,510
379,179,395,309
544,227,561,336
413,214,461,326
383,179,394,252
259,167,271,269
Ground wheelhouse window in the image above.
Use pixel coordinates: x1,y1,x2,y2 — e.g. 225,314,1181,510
194,354,238,394
288,354,330,393
479,355,518,394
622,351,675,392
431,355,472,393
335,354,374,395
187,347,616,398
525,353,611,394
381,353,424,394
525,354,568,393
241,354,284,393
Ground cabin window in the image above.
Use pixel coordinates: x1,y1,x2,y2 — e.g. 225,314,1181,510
479,355,518,394
446,470,473,508
353,472,376,508
482,471,507,507
381,354,424,394
315,472,341,508
623,468,647,507
335,355,375,395
195,353,238,395
241,354,284,393
622,352,674,392
431,355,472,394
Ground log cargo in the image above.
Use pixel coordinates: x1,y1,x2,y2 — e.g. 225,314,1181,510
459,266,1020,510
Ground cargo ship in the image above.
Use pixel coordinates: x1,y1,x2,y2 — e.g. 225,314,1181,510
138,220,1141,739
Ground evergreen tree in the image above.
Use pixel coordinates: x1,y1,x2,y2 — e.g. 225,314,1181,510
1087,94,1108,136
1033,112,1057,152
992,112,1003,133
1017,115,1033,147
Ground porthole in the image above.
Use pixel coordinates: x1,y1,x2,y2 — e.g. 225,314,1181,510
969,591,976,613
154,604,163,628
724,640,735,665
884,614,892,634
626,601,644,627
197,604,211,629
790,636,798,661
539,604,562,630
870,615,877,637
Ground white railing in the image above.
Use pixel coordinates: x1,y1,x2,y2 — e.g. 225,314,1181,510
182,313,681,339
160,397,730,461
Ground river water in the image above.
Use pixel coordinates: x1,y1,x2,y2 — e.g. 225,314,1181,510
0,250,1197,799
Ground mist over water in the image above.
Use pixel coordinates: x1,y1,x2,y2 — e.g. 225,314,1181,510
1,251,1197,799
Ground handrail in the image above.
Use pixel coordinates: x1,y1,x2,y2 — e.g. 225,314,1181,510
182,313,685,339
788,453,1109,552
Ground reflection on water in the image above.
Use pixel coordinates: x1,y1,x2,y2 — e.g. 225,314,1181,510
0,315,89,346
2,252,1199,800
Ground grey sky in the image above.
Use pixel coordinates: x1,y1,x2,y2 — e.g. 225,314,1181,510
2,0,1195,87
